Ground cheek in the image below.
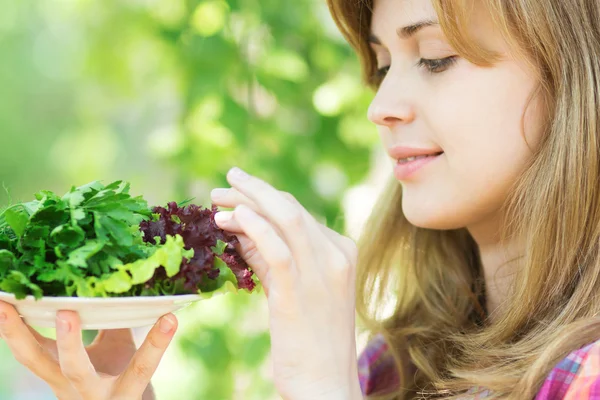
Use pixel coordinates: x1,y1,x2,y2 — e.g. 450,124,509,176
401,61,546,229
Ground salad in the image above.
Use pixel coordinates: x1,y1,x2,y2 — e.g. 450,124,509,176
0,180,258,300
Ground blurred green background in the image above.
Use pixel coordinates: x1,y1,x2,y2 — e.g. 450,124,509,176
0,0,384,398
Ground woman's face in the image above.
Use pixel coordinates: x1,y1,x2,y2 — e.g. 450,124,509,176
368,0,547,236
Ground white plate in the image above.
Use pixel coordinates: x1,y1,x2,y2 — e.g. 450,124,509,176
0,291,206,330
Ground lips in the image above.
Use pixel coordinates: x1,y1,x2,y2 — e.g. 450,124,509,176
387,145,444,162
397,153,442,164
393,152,443,180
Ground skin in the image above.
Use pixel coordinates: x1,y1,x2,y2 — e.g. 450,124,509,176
0,306,177,400
367,0,548,317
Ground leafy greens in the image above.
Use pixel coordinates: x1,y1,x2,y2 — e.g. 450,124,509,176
0,181,258,299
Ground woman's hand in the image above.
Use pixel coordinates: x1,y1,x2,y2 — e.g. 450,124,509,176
211,167,363,400
0,301,177,400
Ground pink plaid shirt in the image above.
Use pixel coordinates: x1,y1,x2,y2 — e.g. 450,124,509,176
358,334,600,399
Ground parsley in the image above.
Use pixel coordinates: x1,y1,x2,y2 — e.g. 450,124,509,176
0,180,257,300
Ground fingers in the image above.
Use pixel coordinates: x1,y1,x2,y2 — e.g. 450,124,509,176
26,325,59,360
230,205,297,288
211,186,273,210
211,183,356,263
226,169,324,261
86,328,138,376
211,186,289,244
55,310,101,399
26,325,57,348
232,233,272,296
115,314,178,398
0,302,69,391
225,213,357,272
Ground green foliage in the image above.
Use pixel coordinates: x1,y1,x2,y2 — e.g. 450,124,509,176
0,0,377,397
0,181,197,299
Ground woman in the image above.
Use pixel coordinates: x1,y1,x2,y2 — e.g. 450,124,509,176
3,0,600,398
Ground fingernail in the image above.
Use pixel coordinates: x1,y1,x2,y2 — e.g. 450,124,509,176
214,211,232,224
56,315,70,334
210,188,229,200
0,313,6,323
229,167,250,181
159,315,175,334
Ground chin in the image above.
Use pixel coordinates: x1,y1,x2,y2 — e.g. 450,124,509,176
401,197,470,231
404,212,466,230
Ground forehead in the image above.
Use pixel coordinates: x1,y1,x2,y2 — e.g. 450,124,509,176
370,0,441,42
371,0,437,27
370,0,509,58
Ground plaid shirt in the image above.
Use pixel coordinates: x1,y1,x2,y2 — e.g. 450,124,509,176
358,333,600,399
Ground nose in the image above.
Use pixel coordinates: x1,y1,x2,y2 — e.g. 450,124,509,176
367,75,416,128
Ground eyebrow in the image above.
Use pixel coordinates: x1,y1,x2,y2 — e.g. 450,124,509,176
368,19,440,44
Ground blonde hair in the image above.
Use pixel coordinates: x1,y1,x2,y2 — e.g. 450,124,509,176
326,0,600,399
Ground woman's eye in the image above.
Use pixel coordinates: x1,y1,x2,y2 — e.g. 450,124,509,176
417,56,458,74
370,56,457,85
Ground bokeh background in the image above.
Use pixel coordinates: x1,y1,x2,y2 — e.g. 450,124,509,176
0,0,392,398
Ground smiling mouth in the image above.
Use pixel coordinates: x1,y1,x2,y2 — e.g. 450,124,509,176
398,152,444,164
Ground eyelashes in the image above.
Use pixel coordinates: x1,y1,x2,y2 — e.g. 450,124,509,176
416,56,458,73
372,56,458,83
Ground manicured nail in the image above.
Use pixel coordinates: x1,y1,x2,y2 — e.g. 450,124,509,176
56,315,71,334
210,188,229,200
229,167,250,181
214,211,232,224
0,313,6,323
159,315,175,334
